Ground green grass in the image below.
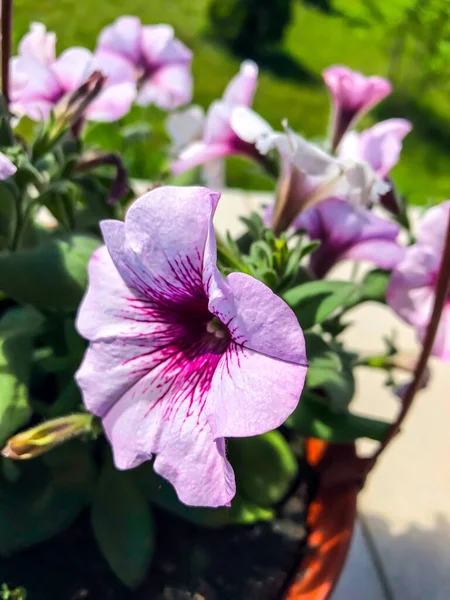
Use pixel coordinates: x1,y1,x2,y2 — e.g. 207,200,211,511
12,0,450,204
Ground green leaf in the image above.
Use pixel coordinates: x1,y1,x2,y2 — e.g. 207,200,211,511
283,280,357,329
92,464,155,589
356,269,391,305
286,391,390,442
0,183,17,250
227,431,298,507
0,441,95,555
135,467,274,527
0,308,43,445
305,333,356,411
121,122,152,147
0,233,101,311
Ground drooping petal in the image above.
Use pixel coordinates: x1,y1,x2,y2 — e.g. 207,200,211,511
387,244,439,329
86,81,136,122
222,60,258,107
18,22,56,65
137,63,193,109
417,200,450,252
96,15,142,64
0,153,16,179
101,362,236,507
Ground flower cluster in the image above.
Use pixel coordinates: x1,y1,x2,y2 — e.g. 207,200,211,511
1,16,448,535
11,17,193,122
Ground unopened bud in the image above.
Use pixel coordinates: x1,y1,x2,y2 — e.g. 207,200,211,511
54,71,106,129
1,413,96,460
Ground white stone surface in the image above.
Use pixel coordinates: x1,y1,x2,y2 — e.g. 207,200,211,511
332,519,389,600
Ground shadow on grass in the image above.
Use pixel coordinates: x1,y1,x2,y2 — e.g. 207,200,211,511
235,46,319,85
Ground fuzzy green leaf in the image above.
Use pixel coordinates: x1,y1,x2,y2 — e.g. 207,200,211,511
286,391,390,442
227,431,298,507
0,234,101,311
0,308,43,445
283,280,357,329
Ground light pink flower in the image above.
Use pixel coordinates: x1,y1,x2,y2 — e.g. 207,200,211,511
11,23,136,122
97,16,192,110
387,201,450,360
75,186,307,507
232,107,389,234
0,153,16,180
323,66,392,150
166,105,226,188
338,119,412,179
295,197,405,278
171,61,262,176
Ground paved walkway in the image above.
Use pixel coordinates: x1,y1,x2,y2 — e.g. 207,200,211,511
217,190,450,600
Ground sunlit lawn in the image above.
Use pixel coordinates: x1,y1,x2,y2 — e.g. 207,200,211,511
13,0,450,204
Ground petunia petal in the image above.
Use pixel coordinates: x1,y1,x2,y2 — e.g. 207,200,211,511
52,47,94,92
96,15,142,64
419,303,450,361
171,141,234,175
208,343,307,439
417,200,450,252
206,271,308,438
86,81,136,122
340,119,412,179
222,60,258,107
0,153,16,180
137,63,193,110
18,22,56,65
101,366,236,506
387,244,438,329
343,238,405,269
140,24,192,66
166,105,205,154
101,186,221,304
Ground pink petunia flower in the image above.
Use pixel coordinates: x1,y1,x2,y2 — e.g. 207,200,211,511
323,66,392,151
75,186,308,507
338,119,412,179
295,197,405,278
0,153,16,180
171,61,263,177
11,23,136,122
387,201,450,360
232,107,389,234
96,16,192,110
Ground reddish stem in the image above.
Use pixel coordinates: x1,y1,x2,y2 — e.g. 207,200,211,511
372,209,450,462
1,0,13,108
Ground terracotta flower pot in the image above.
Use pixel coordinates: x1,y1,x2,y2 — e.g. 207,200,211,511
283,439,373,600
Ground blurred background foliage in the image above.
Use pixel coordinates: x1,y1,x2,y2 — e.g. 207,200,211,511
12,0,450,205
